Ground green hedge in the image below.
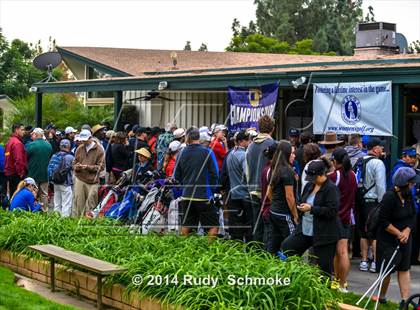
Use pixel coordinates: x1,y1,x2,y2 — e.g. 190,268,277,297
0,211,339,309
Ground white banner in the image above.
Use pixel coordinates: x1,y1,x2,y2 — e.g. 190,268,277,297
313,81,393,136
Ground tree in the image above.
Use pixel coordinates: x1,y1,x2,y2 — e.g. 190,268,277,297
183,41,192,51
237,0,365,55
198,43,208,52
409,40,420,54
0,34,45,98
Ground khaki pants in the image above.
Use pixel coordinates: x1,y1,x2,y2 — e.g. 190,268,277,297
73,177,99,217
38,182,49,210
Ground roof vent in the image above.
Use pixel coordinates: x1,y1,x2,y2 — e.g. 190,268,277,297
355,22,398,56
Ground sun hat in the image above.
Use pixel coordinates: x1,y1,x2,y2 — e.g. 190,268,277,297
318,132,344,145
78,129,92,141
393,167,420,187
91,124,106,135
169,140,182,152
135,147,151,159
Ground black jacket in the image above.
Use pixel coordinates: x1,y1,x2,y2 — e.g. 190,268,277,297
298,179,340,246
173,144,219,200
106,143,131,172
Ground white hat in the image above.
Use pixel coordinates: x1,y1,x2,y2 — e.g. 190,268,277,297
32,127,44,136
64,126,77,134
168,140,182,152
200,132,211,143
213,124,227,134
78,129,92,141
199,126,211,135
24,177,37,188
173,128,185,139
247,129,258,138
165,122,177,132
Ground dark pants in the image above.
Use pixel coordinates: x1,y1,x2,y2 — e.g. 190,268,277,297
250,195,264,243
282,232,337,275
270,212,295,254
6,174,22,198
228,198,252,242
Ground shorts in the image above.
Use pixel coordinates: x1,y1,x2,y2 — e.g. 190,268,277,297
376,238,412,272
179,199,219,229
338,220,352,240
358,201,378,239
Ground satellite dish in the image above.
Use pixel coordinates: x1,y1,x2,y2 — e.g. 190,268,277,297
33,51,62,82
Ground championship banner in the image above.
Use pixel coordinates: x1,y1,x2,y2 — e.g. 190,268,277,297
313,81,392,136
228,82,279,131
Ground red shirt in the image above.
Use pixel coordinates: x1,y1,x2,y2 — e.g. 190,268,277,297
209,138,226,171
165,156,176,178
329,167,357,225
5,134,27,177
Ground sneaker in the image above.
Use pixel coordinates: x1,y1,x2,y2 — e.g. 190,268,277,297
338,287,349,294
360,260,369,271
399,299,406,310
369,261,377,273
331,279,340,290
372,296,387,304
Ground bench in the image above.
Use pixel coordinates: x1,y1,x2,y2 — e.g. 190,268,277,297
28,244,128,309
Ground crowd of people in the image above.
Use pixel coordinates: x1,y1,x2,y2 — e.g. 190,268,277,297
0,116,419,307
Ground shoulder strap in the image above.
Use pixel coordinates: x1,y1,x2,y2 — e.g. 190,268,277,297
361,156,376,184
335,170,341,186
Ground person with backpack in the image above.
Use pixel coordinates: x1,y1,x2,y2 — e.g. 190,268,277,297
376,167,420,309
329,148,357,293
48,139,74,217
355,138,387,273
344,134,366,168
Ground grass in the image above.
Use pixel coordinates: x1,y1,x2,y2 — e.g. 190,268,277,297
0,265,78,310
339,291,400,310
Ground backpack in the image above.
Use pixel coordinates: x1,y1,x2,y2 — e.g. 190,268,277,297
48,152,67,184
353,156,377,210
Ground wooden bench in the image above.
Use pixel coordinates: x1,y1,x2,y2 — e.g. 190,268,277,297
28,244,128,309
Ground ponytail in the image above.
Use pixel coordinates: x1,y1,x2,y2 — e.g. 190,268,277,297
342,154,352,177
10,180,28,203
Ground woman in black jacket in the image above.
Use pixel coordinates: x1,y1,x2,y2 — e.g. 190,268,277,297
106,132,131,183
376,167,419,309
282,158,340,275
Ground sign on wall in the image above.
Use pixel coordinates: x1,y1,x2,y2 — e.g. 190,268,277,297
313,81,393,136
228,82,278,131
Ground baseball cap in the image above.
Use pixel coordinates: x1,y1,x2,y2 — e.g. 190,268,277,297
24,177,38,189
135,127,148,135
235,130,249,143
135,147,151,159
78,129,92,141
401,147,417,157
366,137,385,150
247,129,258,139
288,128,300,137
81,124,92,132
64,126,77,134
305,160,327,182
60,139,71,148
213,124,227,134
173,128,186,139
199,126,211,135
32,127,44,136
199,132,211,143
45,124,56,130
168,140,182,152
392,167,420,187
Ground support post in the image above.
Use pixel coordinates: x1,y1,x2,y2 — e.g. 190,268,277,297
114,90,123,130
35,92,43,128
391,84,403,167
50,258,55,292
97,274,103,310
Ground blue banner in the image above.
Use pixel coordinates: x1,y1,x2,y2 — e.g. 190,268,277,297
228,82,279,131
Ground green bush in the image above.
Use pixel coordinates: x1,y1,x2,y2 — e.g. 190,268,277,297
0,211,341,310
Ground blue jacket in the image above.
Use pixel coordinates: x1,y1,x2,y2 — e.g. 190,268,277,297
10,188,42,212
174,144,219,200
0,144,4,173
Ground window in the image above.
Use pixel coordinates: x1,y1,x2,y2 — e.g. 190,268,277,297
87,67,114,99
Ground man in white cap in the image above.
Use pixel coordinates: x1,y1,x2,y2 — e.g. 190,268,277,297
72,129,105,217
64,126,77,150
26,127,52,209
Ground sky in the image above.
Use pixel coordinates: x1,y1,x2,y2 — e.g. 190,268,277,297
0,0,419,52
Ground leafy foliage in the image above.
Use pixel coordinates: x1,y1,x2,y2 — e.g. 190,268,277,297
7,93,113,130
198,43,208,52
0,210,340,310
183,41,192,51
228,0,366,55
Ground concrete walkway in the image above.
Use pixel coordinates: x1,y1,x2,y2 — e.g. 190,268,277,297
347,259,420,303
15,273,97,310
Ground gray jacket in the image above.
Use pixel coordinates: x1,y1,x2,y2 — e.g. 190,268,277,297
226,146,249,200
245,134,276,197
